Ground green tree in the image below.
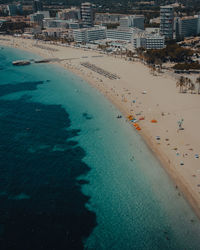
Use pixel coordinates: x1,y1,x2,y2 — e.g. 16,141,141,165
176,76,185,93
196,76,200,94
187,79,195,93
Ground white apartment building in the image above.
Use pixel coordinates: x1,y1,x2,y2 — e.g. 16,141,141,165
95,13,125,24
106,15,144,42
119,15,144,30
30,11,50,27
160,5,174,39
73,26,106,42
68,21,81,29
43,18,82,29
106,28,133,42
42,28,73,39
145,35,165,49
73,29,87,42
43,19,69,28
132,32,165,49
106,27,141,42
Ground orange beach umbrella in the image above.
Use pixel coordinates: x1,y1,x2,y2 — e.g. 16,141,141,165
128,115,134,120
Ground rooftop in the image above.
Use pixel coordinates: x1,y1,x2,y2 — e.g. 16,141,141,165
74,26,106,32
160,5,173,9
181,16,198,20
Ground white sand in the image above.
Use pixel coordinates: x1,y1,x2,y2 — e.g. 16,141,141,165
1,36,200,217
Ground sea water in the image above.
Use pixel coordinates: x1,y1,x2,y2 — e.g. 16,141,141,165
0,46,200,250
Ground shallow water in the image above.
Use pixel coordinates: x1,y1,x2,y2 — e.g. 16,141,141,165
0,46,200,250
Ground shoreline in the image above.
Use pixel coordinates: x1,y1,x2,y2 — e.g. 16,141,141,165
79,66,200,219
1,36,200,219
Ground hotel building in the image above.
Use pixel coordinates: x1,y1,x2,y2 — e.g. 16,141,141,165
119,15,144,30
43,18,81,29
95,13,125,24
106,27,142,42
160,5,174,39
132,32,165,49
7,4,23,16
81,2,93,27
32,0,43,13
175,15,200,39
73,26,106,42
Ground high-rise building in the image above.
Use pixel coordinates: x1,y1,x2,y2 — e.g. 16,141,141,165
32,0,43,13
30,13,44,27
7,4,17,16
197,14,200,35
7,4,23,16
160,5,174,39
175,16,198,39
81,2,93,27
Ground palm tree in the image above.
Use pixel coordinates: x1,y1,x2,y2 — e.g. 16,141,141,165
196,76,200,94
150,65,156,76
188,80,195,94
155,58,163,73
184,77,192,93
176,76,185,93
184,77,188,92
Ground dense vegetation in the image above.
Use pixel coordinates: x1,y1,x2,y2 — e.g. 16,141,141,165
173,62,200,70
1,0,200,15
0,21,29,33
137,43,194,65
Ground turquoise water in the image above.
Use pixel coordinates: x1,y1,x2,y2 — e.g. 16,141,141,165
0,46,200,250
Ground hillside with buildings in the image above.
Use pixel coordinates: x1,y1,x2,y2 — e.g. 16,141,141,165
0,0,200,69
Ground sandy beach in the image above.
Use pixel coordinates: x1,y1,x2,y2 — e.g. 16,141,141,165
1,36,200,218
